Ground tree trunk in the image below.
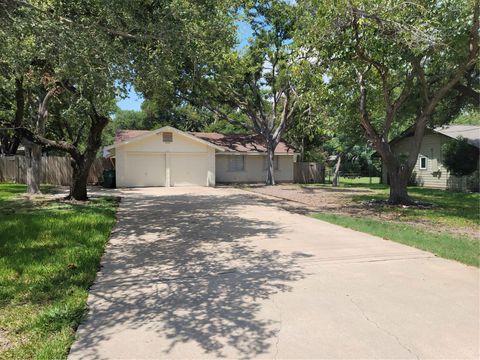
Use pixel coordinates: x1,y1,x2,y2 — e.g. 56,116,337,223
24,142,42,194
68,157,90,201
332,155,341,187
387,167,413,205
67,108,109,200
266,141,275,185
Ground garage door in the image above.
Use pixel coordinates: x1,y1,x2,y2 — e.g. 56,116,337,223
124,152,166,187
170,153,208,186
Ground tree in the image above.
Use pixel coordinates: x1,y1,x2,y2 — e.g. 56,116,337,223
296,0,479,204
1,0,130,198
184,0,299,185
2,0,236,199
442,137,479,177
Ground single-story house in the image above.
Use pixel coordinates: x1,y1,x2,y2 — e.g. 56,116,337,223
382,125,480,190
103,126,296,187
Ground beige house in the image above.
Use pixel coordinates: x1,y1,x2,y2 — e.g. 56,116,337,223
382,125,480,190
104,126,296,187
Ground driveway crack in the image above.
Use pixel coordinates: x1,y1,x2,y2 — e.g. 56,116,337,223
347,295,419,359
271,293,282,360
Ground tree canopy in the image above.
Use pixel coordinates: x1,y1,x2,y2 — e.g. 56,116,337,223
295,0,479,203
0,0,478,201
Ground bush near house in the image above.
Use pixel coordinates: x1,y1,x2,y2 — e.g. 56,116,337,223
0,184,118,359
442,137,479,177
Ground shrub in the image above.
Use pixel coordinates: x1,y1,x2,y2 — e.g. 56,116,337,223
466,170,480,192
441,136,479,177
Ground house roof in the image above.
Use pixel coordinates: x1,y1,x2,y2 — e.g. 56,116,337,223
105,126,225,152
113,128,295,154
114,130,150,144
188,132,294,153
390,124,480,149
433,125,480,148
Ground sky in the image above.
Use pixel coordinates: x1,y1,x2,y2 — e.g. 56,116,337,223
116,20,253,112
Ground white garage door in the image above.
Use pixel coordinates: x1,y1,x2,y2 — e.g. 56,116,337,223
170,153,208,186
124,152,166,187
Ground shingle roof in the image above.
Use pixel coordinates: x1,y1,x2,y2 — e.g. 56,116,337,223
114,129,295,153
189,132,294,153
114,130,150,144
434,125,480,148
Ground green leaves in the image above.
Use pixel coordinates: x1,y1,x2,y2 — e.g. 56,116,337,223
442,136,479,177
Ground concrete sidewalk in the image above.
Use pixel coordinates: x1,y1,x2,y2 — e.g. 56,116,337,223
69,186,479,359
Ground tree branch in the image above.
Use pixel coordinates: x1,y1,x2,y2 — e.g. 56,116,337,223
11,127,78,156
383,69,415,137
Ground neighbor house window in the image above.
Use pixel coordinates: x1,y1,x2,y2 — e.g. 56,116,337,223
163,132,173,143
419,156,427,170
263,155,279,170
228,156,245,172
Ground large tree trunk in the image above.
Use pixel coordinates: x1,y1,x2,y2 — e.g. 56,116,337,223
67,109,109,200
24,85,52,194
68,156,90,201
379,148,415,205
332,155,342,187
266,140,276,185
24,142,42,194
387,166,413,205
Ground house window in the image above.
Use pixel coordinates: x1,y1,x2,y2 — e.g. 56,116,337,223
419,156,427,170
264,155,279,170
163,132,173,143
228,156,245,172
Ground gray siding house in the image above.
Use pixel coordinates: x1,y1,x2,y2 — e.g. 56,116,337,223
382,125,480,190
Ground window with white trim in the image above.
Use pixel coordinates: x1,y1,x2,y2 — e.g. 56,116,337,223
419,156,427,170
263,155,279,170
228,156,245,172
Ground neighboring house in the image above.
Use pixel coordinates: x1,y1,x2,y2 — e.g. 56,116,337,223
103,126,296,187
382,125,480,190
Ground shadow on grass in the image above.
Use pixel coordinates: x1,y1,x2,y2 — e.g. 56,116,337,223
70,190,308,359
0,197,117,304
352,187,480,225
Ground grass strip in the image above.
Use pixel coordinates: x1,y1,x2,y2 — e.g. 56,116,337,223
311,212,479,267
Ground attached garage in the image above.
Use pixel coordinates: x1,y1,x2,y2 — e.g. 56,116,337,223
124,152,166,187
104,126,297,187
170,153,208,186
105,126,220,187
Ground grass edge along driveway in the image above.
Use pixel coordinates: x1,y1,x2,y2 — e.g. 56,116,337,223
0,183,118,359
312,213,479,267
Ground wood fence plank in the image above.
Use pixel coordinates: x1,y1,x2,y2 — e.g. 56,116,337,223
0,156,110,186
294,162,325,184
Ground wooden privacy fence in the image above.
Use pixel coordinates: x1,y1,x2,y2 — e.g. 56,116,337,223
0,156,113,186
294,162,325,184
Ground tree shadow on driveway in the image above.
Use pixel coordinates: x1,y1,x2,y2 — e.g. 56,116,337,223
70,190,310,359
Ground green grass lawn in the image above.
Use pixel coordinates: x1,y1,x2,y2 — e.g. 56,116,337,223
309,177,479,265
314,176,388,189
0,183,118,359
308,177,479,229
312,213,479,267
351,186,480,229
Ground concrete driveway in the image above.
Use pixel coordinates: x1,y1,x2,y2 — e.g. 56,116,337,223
69,187,479,359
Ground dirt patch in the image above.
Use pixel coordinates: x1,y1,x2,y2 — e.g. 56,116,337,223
243,184,373,211
0,329,13,353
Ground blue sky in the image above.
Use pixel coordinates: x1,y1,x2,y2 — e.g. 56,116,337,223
117,21,253,112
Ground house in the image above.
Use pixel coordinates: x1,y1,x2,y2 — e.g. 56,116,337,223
382,125,480,190
103,126,296,187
